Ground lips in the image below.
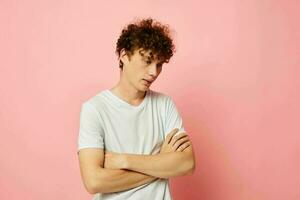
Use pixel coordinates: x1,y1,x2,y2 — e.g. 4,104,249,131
143,79,153,84
142,79,153,86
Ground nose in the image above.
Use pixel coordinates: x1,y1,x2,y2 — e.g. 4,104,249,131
148,63,158,77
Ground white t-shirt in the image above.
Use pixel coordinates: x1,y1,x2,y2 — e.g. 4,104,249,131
77,89,186,200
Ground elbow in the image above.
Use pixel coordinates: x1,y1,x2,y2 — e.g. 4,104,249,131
184,158,196,176
85,179,98,194
187,160,196,175
85,178,105,195
87,177,114,194
174,158,195,177
85,181,105,194
83,168,113,194
87,187,97,195
82,167,109,194
182,146,196,175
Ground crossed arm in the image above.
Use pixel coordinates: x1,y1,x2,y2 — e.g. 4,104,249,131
78,129,196,194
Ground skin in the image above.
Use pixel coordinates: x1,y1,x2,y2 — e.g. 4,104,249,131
78,47,195,194
104,47,195,178
109,48,164,106
102,127,194,179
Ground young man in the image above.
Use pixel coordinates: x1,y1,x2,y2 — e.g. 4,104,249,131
77,18,195,200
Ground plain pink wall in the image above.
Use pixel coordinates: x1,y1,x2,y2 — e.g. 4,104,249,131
1,0,299,199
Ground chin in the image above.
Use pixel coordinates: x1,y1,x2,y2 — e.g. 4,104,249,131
139,85,149,92
140,88,148,92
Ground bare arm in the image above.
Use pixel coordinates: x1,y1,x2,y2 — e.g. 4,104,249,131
104,129,196,179
78,148,159,194
124,145,195,178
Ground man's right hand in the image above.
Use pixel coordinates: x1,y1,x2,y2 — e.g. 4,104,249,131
159,128,191,154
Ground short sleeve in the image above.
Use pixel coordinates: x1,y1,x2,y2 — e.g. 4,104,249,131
77,102,105,154
164,96,186,138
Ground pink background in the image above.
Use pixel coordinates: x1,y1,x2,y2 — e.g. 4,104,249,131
1,1,300,199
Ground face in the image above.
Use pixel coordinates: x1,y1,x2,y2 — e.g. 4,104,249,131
120,48,164,92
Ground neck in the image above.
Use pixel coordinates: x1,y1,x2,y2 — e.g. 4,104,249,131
109,74,147,105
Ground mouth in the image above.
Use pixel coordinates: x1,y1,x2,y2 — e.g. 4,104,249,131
142,79,153,85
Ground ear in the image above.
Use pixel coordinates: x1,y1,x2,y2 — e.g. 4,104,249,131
120,49,129,64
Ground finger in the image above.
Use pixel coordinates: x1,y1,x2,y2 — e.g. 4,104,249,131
172,136,190,150
166,129,178,144
171,135,188,149
176,142,190,152
166,128,179,144
172,136,189,151
170,132,187,146
181,142,191,152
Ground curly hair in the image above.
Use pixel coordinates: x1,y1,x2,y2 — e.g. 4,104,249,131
116,18,175,69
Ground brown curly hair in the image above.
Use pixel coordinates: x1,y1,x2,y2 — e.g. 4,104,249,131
116,18,175,69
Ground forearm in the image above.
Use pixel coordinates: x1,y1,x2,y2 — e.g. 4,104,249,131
89,167,158,194
124,148,194,179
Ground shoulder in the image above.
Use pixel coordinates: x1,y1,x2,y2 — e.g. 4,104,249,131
149,89,175,105
81,90,108,113
149,89,171,101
